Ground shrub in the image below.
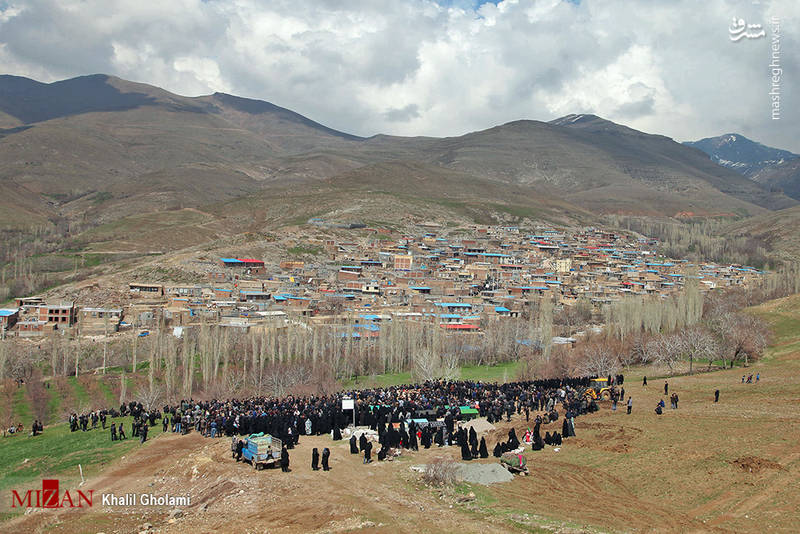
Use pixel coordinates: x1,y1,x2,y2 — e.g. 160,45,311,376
422,456,458,486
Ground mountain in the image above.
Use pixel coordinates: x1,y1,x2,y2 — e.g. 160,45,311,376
1,74,797,238
684,133,800,202
684,133,799,176
750,159,800,201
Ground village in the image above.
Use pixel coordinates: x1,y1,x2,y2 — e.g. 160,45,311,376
0,223,763,345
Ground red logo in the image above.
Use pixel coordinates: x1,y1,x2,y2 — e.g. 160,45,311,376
11,479,93,508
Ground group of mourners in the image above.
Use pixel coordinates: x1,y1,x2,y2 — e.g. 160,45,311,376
61,376,611,468
164,376,604,470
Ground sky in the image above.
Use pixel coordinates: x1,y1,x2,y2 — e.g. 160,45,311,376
1,0,797,151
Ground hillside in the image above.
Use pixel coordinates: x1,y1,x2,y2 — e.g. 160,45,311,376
722,205,800,263
1,74,795,237
4,293,800,533
750,158,800,201
2,74,799,305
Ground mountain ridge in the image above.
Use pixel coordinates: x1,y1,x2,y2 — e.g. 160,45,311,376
0,73,796,237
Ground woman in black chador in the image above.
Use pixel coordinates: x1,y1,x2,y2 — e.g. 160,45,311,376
311,447,320,470
461,439,473,460
322,447,331,471
507,428,520,449
350,435,359,454
478,437,489,458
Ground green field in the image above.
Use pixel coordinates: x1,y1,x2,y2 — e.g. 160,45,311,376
343,361,521,389
0,416,167,508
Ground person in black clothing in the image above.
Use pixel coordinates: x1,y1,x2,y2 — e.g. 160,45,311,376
643,376,647,387
493,442,503,457
236,439,244,462
111,422,117,441
460,440,472,460
359,433,368,452
507,428,520,449
408,428,418,451
311,448,320,470
350,435,359,454
163,415,169,433
140,423,148,444
118,422,126,440
478,437,488,458
664,381,669,396
714,389,720,403
363,441,373,464
322,448,330,471
280,446,290,472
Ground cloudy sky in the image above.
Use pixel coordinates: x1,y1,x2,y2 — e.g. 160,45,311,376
1,0,797,150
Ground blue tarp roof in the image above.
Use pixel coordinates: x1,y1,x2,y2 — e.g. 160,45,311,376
495,306,510,313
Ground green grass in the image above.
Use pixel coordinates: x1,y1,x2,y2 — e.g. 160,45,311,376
11,387,31,424
45,385,62,425
0,416,167,497
459,361,520,382
343,361,522,389
96,378,116,406
67,377,90,408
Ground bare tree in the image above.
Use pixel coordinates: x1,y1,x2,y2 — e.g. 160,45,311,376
577,342,620,378
136,383,164,413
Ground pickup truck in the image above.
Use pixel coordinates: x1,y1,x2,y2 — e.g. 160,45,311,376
241,433,283,470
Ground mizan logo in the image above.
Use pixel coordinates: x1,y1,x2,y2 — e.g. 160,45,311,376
11,479,94,509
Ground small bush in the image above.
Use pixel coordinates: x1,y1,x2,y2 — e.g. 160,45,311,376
423,456,458,486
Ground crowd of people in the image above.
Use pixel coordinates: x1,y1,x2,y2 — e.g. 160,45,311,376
150,376,608,470
45,370,762,449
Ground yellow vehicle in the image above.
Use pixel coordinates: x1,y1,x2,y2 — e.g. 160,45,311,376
584,377,613,401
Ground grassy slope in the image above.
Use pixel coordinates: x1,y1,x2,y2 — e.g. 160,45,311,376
0,416,167,504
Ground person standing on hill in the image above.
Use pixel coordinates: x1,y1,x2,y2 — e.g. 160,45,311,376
140,423,148,444
643,376,647,387
322,447,331,471
280,446,290,472
111,422,117,441
363,441,373,464
118,422,126,440
664,381,669,396
714,389,720,403
311,447,320,471
627,397,632,414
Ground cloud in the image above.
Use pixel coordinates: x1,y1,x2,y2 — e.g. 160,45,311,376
383,103,421,122
0,0,798,151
